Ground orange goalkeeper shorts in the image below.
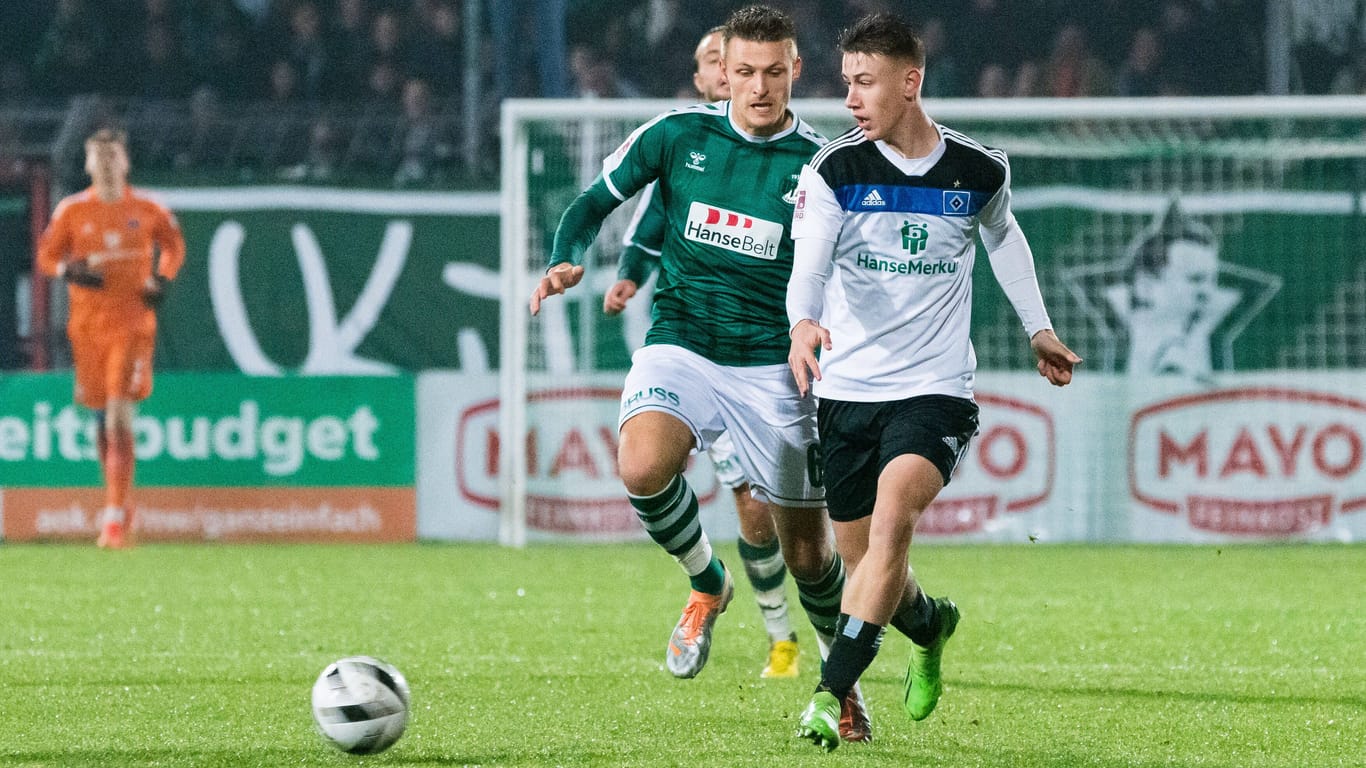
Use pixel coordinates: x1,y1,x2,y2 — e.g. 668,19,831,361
70,329,155,410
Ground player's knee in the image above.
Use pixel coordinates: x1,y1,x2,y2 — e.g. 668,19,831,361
780,540,833,581
617,451,683,497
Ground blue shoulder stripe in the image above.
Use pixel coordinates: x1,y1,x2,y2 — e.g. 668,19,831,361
835,184,985,216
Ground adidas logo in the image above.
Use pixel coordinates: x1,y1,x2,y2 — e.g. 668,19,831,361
942,436,959,452
861,188,886,207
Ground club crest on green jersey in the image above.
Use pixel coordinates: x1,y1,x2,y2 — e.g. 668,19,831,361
781,174,801,204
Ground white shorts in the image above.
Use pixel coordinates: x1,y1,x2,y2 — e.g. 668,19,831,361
619,344,823,507
707,431,746,490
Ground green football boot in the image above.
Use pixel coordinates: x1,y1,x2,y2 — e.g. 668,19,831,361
903,597,960,721
796,691,841,752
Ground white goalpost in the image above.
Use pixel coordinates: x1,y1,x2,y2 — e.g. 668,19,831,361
499,96,1366,547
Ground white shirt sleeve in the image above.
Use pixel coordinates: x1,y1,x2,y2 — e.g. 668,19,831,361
787,236,836,331
978,160,1052,337
790,164,843,242
787,164,841,331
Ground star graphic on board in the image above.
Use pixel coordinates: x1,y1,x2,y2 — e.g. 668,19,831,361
1060,199,1281,376
953,179,962,188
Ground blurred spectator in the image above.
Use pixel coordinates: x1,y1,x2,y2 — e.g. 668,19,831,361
266,59,303,104
948,0,1024,89
1154,0,1203,95
1115,27,1164,97
609,0,708,98
392,78,457,186
171,85,233,170
1330,47,1366,94
365,8,407,89
1290,0,1363,94
1043,23,1112,97
196,17,255,100
327,0,372,95
408,0,465,98
569,42,643,98
129,21,195,99
33,0,111,96
364,58,404,106
489,0,569,99
919,17,963,99
1013,60,1044,97
277,0,331,101
280,114,343,181
975,63,1011,98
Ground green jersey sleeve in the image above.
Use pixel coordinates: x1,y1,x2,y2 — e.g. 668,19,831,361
548,112,673,270
617,182,665,284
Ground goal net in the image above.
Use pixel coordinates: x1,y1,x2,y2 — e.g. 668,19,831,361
499,96,1366,545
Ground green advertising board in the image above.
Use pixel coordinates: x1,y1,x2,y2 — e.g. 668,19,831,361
147,188,500,373
0,372,413,487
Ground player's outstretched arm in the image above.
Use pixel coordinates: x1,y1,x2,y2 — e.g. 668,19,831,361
529,263,585,315
531,180,622,316
788,319,831,398
1030,329,1082,386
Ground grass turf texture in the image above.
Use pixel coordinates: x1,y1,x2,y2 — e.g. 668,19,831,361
0,543,1361,767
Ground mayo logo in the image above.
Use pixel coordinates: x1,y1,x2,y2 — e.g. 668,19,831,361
456,388,718,535
684,202,782,260
918,394,1055,536
1129,387,1366,536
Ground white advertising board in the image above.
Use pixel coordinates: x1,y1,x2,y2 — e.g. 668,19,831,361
417,371,1366,544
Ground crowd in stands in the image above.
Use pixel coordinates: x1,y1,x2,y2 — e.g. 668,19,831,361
0,0,1362,184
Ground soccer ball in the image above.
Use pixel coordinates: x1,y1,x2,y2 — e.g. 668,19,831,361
310,656,411,755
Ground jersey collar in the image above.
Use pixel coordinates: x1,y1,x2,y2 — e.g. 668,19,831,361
724,100,799,143
874,123,946,176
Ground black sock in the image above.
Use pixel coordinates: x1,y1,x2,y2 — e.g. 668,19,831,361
890,590,939,647
817,614,884,701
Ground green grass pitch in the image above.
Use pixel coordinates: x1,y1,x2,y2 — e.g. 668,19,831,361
0,542,1361,767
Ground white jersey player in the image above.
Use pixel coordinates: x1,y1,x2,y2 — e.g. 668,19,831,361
787,12,1080,752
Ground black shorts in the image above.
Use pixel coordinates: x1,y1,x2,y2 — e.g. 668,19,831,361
817,394,980,523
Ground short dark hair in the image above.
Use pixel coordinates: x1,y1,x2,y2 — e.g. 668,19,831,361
838,13,924,67
723,5,797,47
1133,200,1218,277
693,25,727,73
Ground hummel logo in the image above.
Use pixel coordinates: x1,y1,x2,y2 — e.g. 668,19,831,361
686,150,707,172
861,188,886,207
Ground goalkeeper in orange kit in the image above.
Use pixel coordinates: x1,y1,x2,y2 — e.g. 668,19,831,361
36,127,186,548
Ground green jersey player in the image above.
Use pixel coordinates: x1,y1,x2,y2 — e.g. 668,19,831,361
531,5,868,741
603,24,810,692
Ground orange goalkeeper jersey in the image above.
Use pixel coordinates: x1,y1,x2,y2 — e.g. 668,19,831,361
36,185,186,335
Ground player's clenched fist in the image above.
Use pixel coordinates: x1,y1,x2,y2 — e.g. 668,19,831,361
1029,329,1082,387
529,263,585,315
602,279,638,315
